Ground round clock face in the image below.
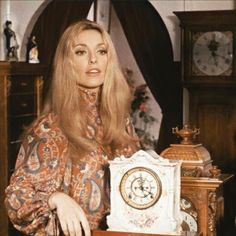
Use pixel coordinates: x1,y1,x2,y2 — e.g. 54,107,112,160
180,197,198,232
119,167,162,209
181,211,198,232
192,31,233,76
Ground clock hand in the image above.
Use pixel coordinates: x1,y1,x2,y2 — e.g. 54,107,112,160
207,39,219,53
214,53,230,60
135,178,154,197
137,176,145,189
211,52,232,67
140,183,154,196
134,186,153,198
208,39,221,67
213,56,218,67
143,189,154,198
210,51,219,66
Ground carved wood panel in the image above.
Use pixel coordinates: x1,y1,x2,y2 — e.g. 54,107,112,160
188,87,236,170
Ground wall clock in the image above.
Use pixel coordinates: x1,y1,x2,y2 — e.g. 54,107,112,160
106,150,182,234
192,31,233,76
174,10,236,85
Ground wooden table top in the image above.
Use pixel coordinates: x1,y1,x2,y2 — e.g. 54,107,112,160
92,230,202,236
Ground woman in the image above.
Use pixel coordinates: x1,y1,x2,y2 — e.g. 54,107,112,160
5,20,139,236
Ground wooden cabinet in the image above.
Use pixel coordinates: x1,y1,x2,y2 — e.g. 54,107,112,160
0,61,47,236
181,175,233,236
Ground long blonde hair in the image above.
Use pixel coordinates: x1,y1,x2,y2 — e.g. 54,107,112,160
43,20,135,157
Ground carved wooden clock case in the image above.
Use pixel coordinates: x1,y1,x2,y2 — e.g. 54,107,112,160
160,125,233,236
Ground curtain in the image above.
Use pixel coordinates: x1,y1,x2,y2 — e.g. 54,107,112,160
112,0,182,152
31,0,93,96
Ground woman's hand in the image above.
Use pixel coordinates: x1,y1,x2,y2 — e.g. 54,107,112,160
48,192,91,236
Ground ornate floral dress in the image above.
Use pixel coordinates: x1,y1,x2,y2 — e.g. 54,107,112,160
5,90,139,235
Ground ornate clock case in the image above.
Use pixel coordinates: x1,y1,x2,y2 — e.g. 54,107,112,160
160,125,233,236
107,150,182,234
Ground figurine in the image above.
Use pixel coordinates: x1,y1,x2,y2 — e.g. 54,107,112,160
3,20,19,61
26,35,39,63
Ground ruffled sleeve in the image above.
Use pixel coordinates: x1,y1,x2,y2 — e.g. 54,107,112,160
5,114,70,235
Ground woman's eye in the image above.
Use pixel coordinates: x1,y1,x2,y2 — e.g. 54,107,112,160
98,49,107,55
75,50,86,56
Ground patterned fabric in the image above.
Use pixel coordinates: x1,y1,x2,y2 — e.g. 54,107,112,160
5,90,139,235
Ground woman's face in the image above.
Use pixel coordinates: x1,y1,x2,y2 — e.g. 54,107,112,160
72,29,108,91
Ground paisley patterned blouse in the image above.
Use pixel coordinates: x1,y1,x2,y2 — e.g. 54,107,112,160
5,90,139,235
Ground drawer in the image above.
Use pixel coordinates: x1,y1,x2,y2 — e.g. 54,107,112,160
9,76,36,94
9,115,36,142
9,94,36,116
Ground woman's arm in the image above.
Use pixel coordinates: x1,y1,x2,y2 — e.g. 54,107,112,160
5,117,69,235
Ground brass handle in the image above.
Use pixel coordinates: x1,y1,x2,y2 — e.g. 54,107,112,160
10,140,22,144
20,102,28,108
20,82,28,87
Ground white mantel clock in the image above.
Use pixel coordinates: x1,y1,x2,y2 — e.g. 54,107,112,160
107,150,182,234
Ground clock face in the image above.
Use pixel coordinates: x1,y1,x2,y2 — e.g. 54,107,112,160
181,211,198,232
119,167,162,209
180,197,198,232
192,31,233,76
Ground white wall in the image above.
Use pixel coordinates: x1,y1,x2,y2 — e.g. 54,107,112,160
150,0,235,61
0,0,93,61
0,0,45,60
0,0,235,61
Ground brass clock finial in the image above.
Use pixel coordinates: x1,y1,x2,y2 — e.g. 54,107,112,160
172,124,200,145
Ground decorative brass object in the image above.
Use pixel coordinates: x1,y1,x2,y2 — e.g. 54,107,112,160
208,190,217,232
161,124,212,177
209,165,221,178
172,124,200,145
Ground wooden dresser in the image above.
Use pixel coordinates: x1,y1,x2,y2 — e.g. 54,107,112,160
0,61,47,236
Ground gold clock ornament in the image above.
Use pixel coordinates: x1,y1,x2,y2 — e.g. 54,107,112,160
160,124,213,177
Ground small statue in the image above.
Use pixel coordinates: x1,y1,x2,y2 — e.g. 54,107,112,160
26,35,40,63
4,20,19,61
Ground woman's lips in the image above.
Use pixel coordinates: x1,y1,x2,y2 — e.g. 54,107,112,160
86,68,101,76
